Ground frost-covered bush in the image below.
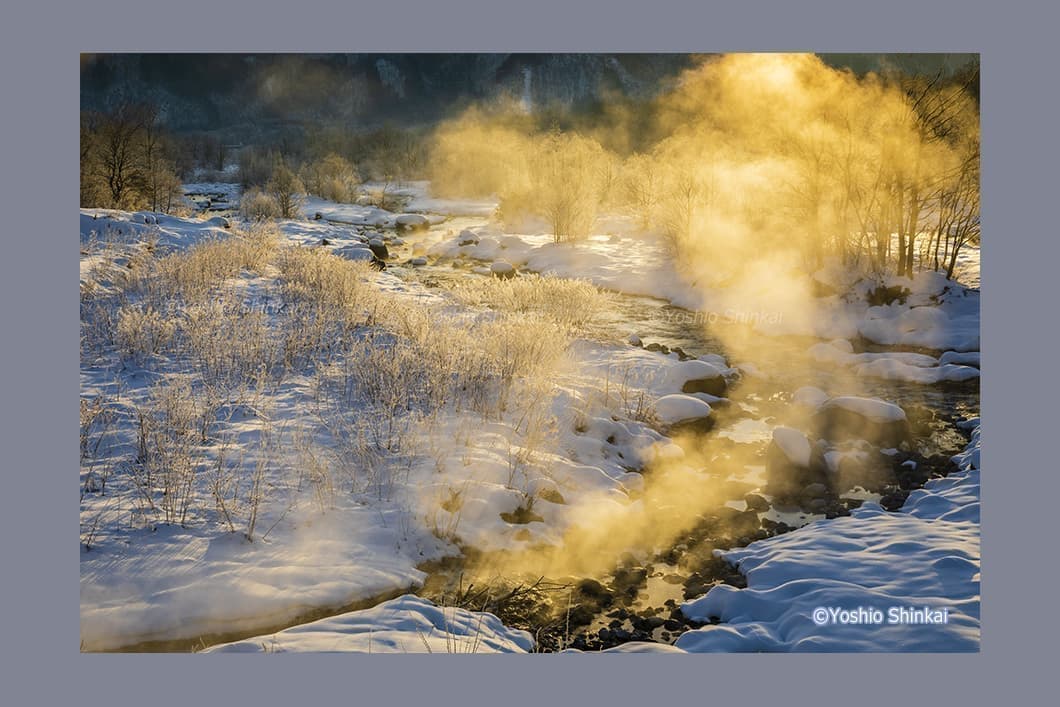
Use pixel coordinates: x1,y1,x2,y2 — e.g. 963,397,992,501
443,274,605,333
276,247,379,366
301,154,361,203
240,188,282,221
181,299,280,389
116,304,176,359
156,227,278,303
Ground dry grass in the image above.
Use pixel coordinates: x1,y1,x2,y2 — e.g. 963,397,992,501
83,220,577,538
441,274,605,333
154,223,279,303
116,304,176,361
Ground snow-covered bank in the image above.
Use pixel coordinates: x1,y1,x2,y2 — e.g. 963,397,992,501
204,594,534,653
424,224,979,352
81,209,231,249
810,339,980,385
80,508,430,651
670,421,981,652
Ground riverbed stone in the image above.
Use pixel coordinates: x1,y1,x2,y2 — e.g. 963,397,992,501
368,238,389,260
812,396,912,448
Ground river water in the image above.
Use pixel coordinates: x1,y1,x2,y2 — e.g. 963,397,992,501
380,222,979,652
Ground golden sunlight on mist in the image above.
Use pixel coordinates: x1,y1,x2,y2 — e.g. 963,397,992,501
425,52,979,585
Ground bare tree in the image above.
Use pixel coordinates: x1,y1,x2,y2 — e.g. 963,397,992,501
300,153,360,203
266,163,305,218
94,103,152,209
621,153,660,230
139,104,183,213
526,132,608,242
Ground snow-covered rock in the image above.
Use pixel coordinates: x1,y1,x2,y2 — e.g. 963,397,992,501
809,340,978,385
813,396,911,447
661,359,728,397
792,386,829,410
654,394,713,432
855,359,979,384
771,426,812,468
395,213,430,230
333,245,375,262
939,351,980,367
490,261,516,279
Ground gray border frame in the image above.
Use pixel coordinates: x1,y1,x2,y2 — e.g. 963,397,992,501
5,0,1056,703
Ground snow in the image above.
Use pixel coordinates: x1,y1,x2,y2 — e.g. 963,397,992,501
809,340,980,385
940,350,981,367
421,226,978,353
670,422,981,652
334,244,375,262
490,260,515,276
855,359,980,384
83,203,729,650
205,594,533,653
660,359,729,393
301,196,398,228
389,180,500,218
80,507,431,651
771,426,812,467
653,394,713,426
792,386,830,409
856,275,980,352
395,213,430,229
819,396,908,423
427,227,704,310
81,210,231,250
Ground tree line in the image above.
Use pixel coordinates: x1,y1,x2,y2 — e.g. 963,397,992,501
429,55,980,280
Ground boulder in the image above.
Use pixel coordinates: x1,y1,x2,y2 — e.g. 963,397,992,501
368,238,390,260
654,394,713,434
490,261,516,279
663,360,728,397
765,426,828,499
334,245,375,262
334,246,375,264
395,214,430,231
829,449,897,493
812,396,911,448
792,386,830,409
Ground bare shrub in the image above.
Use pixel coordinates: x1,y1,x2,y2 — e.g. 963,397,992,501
116,304,176,360
80,298,117,360
240,188,282,221
156,226,278,304
233,222,281,275
181,298,280,390
442,274,605,333
276,247,379,366
135,376,202,526
266,163,305,218
301,153,361,203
